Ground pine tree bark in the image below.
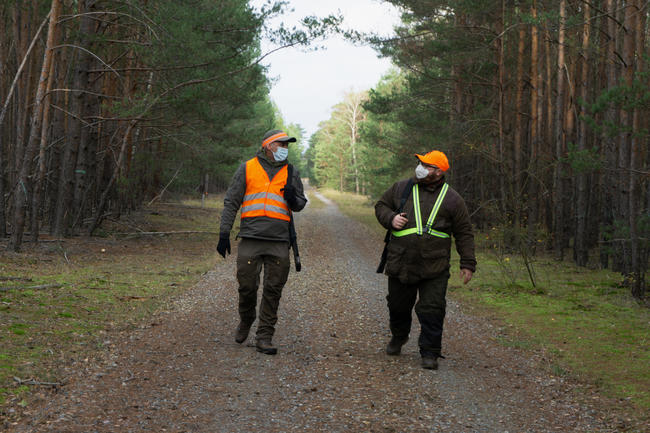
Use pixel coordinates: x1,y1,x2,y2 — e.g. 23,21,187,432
600,0,619,269
543,23,553,233
628,0,645,297
30,46,57,241
513,8,526,223
0,8,50,237
616,0,635,278
553,0,567,260
574,1,591,266
52,0,96,236
528,0,539,235
8,0,62,251
495,0,507,212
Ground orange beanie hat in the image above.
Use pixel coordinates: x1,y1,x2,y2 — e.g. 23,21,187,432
415,150,450,172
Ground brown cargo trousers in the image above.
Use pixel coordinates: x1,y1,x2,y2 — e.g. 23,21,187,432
236,238,290,340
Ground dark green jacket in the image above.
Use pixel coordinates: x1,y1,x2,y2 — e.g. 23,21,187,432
219,149,307,242
375,176,476,284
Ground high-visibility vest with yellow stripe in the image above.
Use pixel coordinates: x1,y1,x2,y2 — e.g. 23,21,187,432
392,183,450,238
241,157,290,222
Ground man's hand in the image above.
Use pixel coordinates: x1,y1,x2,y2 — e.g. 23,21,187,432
460,268,473,284
282,184,297,207
391,213,408,230
217,236,231,258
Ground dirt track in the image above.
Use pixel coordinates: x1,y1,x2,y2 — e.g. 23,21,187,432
9,189,623,432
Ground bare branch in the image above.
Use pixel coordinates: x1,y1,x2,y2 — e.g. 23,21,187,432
148,164,183,205
52,44,122,79
46,88,122,99
0,11,51,129
58,11,160,40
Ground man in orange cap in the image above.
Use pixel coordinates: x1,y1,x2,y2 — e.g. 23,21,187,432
218,129,307,355
375,150,476,369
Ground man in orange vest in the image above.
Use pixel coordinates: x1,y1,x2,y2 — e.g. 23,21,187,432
217,129,307,355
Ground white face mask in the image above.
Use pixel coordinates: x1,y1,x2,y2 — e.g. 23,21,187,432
272,146,289,161
415,163,430,179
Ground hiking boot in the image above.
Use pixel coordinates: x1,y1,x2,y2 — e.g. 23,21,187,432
255,339,277,355
234,322,251,344
421,356,438,370
386,336,408,356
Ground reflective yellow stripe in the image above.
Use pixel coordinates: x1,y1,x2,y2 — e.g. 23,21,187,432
424,183,449,236
428,229,450,238
413,185,423,235
392,183,449,238
392,228,417,237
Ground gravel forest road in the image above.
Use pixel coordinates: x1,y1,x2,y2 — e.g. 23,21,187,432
11,188,619,433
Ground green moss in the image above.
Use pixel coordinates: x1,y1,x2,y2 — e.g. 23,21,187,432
8,324,29,336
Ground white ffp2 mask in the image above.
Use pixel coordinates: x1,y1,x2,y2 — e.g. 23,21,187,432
415,163,429,179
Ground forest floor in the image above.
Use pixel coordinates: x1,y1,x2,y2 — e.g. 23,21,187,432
3,188,646,432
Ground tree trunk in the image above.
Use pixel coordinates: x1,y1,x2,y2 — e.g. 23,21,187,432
8,0,62,251
615,0,635,279
52,0,96,237
513,7,525,224
543,23,553,234
496,0,506,213
628,0,645,297
599,0,619,268
30,49,57,241
553,0,566,260
574,1,591,266
0,10,50,237
342,91,365,195
89,120,138,235
528,0,539,237
70,0,99,231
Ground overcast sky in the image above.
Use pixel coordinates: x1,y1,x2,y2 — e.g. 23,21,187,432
251,0,401,142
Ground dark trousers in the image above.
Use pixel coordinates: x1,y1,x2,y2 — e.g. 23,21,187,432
236,239,290,340
386,271,449,357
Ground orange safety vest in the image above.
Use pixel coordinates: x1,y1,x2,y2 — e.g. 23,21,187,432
241,157,290,222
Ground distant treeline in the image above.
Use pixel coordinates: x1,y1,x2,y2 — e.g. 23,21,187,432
307,0,649,298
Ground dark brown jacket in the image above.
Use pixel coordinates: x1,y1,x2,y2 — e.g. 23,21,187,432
375,176,476,284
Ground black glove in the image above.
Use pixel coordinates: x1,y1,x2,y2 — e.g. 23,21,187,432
217,236,231,258
282,184,298,207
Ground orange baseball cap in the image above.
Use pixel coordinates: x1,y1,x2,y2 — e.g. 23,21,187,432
415,150,449,172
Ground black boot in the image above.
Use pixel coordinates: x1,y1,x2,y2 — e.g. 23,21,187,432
421,356,438,370
234,322,251,344
386,336,408,356
256,338,277,355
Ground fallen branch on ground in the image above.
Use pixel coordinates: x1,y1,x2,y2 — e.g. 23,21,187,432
13,377,62,388
0,284,63,292
114,230,218,236
0,276,33,282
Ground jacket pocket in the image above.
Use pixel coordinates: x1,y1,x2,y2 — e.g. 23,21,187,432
385,244,406,276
